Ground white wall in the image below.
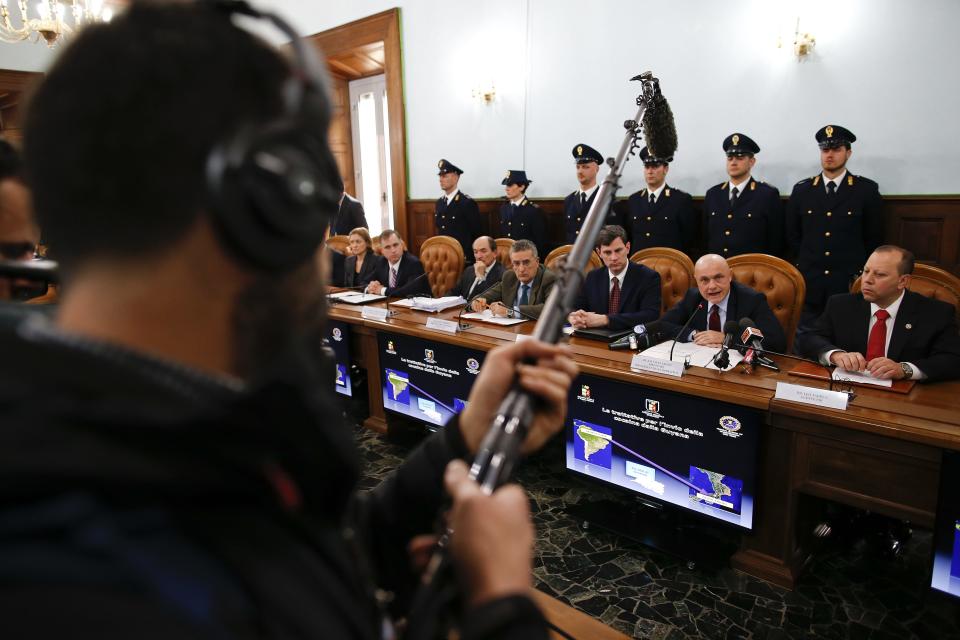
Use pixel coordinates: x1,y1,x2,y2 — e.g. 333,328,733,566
4,0,959,197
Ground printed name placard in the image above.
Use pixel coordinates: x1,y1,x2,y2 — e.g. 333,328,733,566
630,354,685,378
425,317,460,334
361,306,391,322
775,381,848,410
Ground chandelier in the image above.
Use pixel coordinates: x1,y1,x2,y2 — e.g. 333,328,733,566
0,0,113,47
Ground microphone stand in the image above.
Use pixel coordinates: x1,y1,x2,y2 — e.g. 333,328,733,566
406,72,668,640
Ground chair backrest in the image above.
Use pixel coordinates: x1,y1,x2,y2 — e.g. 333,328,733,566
851,263,960,323
727,253,806,353
494,237,515,271
326,234,350,255
419,236,465,297
544,244,603,273
630,247,695,315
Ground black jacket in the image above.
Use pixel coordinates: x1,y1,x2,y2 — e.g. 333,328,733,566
703,178,783,257
343,252,378,288
625,185,697,253
659,280,788,353
0,311,546,639
372,252,431,298
435,191,482,262
332,194,369,236
795,290,960,382
562,189,622,244
499,198,547,257
447,260,505,299
573,261,661,330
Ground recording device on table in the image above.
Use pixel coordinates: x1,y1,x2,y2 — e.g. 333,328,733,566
727,336,855,397
608,320,670,351
737,318,779,372
711,320,741,370
407,71,678,639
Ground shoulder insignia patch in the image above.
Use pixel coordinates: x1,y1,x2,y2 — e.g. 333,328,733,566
665,188,671,197
847,175,854,186
812,175,821,186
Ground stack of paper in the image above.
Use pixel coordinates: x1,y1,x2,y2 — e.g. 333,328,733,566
832,368,893,387
391,296,465,312
328,291,387,304
638,340,743,371
460,310,528,326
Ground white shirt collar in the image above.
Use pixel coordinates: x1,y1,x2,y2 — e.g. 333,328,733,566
647,183,666,200
579,184,599,199
821,169,847,190
729,176,751,191
609,265,628,286
870,289,905,319
510,195,525,206
710,291,731,315
444,188,460,204
388,254,403,270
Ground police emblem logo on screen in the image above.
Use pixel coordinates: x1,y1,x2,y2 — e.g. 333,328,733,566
717,415,743,438
424,349,436,364
331,327,343,342
576,384,594,403
466,358,480,374
643,399,662,418
386,340,396,354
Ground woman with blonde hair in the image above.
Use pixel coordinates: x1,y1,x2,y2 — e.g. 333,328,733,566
343,226,377,288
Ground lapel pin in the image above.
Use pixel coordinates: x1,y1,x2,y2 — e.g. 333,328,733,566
905,323,912,330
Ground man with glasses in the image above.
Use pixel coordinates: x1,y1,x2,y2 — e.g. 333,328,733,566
470,239,555,319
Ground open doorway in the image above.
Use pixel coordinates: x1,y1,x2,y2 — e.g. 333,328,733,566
349,74,393,236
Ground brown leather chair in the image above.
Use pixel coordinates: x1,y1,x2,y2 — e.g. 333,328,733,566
852,263,960,323
419,236,465,298
25,285,58,305
544,244,603,272
325,234,350,256
494,237,515,271
630,247,695,315
727,253,806,353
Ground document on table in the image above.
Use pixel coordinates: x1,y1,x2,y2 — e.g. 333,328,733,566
832,368,893,387
328,291,387,304
460,310,528,326
639,340,743,371
390,296,465,312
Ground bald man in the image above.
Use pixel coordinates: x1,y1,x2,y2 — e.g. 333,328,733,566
659,253,787,352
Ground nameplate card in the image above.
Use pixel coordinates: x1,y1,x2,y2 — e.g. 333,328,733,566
515,334,534,343
361,306,391,322
630,354,685,378
775,382,848,410
425,317,460,334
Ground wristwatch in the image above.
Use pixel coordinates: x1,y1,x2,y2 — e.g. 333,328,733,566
900,362,914,380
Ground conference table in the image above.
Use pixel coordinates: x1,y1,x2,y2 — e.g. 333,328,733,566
327,295,960,590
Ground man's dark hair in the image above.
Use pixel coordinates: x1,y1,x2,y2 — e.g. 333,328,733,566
597,224,628,248
0,138,22,181
23,2,291,268
380,229,403,244
875,245,915,275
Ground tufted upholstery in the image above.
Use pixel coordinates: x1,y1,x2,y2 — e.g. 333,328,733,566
852,263,960,323
727,253,805,353
326,234,350,256
494,237,515,271
544,244,603,273
630,247,695,316
419,236,465,297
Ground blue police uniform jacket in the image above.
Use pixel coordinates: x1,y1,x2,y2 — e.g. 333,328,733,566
703,178,782,258
562,189,622,244
499,197,547,256
626,185,696,252
435,191,482,262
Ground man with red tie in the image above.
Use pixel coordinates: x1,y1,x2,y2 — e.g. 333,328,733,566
797,246,960,382
567,225,660,331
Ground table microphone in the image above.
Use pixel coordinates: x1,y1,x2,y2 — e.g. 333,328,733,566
456,280,502,329
609,320,670,351
711,320,741,370
669,302,703,366
738,317,778,371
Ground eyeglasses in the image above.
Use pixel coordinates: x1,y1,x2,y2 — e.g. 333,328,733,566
0,243,35,260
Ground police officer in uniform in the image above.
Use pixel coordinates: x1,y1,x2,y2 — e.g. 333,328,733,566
787,125,883,322
563,143,620,243
703,133,782,258
499,170,546,255
435,158,482,263
626,146,696,254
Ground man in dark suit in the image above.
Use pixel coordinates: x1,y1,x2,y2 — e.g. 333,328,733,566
786,124,884,323
797,246,960,382
330,176,368,235
659,253,787,352
447,235,505,299
703,133,782,258
568,225,660,331
435,159,481,262
563,143,621,243
626,146,696,254
499,170,547,257
471,239,555,319
366,229,431,298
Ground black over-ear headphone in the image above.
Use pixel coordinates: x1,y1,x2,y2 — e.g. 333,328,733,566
205,0,342,273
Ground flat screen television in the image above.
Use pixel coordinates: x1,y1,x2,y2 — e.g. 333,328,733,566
565,373,761,530
377,332,486,427
325,320,352,397
931,449,960,599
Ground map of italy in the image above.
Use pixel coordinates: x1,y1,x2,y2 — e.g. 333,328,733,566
573,420,612,469
385,369,410,404
688,466,742,514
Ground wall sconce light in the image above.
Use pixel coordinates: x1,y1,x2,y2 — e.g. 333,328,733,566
777,17,815,60
471,82,496,104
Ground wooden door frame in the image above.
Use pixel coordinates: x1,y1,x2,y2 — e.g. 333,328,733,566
307,9,408,242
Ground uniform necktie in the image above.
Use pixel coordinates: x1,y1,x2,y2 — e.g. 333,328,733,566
580,192,587,208
389,267,397,289
649,193,656,205
866,309,890,361
438,197,448,213
827,181,837,196
608,277,621,315
730,186,739,203
518,283,530,306
708,305,721,332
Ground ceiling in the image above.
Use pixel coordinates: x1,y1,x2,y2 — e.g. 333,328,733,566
325,41,384,80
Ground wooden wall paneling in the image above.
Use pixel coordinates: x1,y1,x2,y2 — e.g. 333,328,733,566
0,70,43,143
327,74,355,197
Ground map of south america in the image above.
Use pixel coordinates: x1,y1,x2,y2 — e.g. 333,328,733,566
574,420,612,469
385,369,410,404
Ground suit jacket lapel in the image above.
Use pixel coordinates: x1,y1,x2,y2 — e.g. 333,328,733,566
852,296,871,355
726,284,739,329
886,291,915,361
529,266,545,303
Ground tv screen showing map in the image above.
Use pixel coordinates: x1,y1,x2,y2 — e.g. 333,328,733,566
378,332,485,427
565,374,761,529
326,320,352,397
931,450,960,599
